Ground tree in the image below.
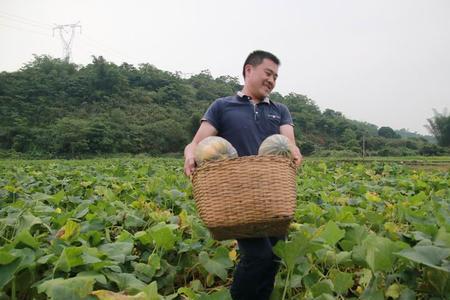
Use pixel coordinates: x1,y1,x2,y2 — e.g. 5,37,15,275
299,141,315,156
341,128,359,150
425,109,450,147
51,117,90,156
189,113,202,139
378,126,401,139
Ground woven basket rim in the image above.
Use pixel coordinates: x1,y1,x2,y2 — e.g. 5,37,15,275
192,155,296,178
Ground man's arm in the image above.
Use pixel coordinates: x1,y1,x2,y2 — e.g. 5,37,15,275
280,124,303,167
184,121,218,176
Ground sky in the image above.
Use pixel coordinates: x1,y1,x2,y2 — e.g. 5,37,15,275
1,0,449,135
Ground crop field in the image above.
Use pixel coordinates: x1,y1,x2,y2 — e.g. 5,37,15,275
0,157,449,300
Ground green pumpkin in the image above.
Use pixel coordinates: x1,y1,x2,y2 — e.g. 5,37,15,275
258,134,293,158
194,136,238,165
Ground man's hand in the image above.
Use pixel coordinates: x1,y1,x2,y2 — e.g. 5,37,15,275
292,145,303,168
183,121,218,177
280,124,303,168
184,156,196,177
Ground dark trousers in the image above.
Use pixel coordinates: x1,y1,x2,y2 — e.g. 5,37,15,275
230,236,284,300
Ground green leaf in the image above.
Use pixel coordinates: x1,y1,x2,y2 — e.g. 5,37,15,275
54,247,83,272
424,268,450,296
178,287,198,299
385,283,402,299
37,276,95,300
149,223,177,251
32,192,53,202
104,272,147,294
329,269,354,294
434,227,450,248
365,211,385,226
362,235,397,272
273,230,320,270
212,246,233,268
91,290,147,300
399,288,416,300
52,190,66,205
198,288,231,300
135,231,152,245
313,294,335,300
302,271,321,289
0,257,21,289
289,274,303,288
317,221,345,246
14,229,39,249
365,192,381,203
3,184,19,193
142,281,163,300
73,203,90,219
76,270,107,285
336,251,352,266
318,162,327,172
199,251,226,280
125,214,146,229
95,186,117,202
17,212,44,232
99,242,134,263
198,249,232,281
361,276,385,300
361,289,384,300
0,249,18,265
132,262,155,282
148,253,161,270
310,280,334,298
54,246,102,272
410,191,426,206
116,230,134,243
339,224,369,251
189,279,204,292
395,245,450,272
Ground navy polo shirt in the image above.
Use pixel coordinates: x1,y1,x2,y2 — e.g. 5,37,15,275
201,92,294,157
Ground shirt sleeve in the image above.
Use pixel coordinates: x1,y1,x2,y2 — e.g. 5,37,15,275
279,103,294,126
201,99,221,131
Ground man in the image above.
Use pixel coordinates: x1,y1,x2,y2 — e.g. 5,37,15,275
184,50,302,300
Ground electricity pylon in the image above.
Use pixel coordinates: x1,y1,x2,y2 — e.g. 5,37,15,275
53,22,81,62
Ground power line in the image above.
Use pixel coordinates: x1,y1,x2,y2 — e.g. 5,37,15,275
77,35,123,62
0,14,51,32
81,34,132,59
0,22,51,37
79,34,143,64
0,10,53,30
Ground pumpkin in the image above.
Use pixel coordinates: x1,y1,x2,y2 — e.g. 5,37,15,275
258,134,293,158
194,136,238,165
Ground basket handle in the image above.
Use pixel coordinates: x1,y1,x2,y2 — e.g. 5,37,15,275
289,159,297,169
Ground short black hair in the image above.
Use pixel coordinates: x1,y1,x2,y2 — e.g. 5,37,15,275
243,50,280,78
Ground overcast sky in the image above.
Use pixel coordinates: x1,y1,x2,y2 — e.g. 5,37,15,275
1,0,449,135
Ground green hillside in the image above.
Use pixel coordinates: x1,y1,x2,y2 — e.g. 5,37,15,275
0,55,444,158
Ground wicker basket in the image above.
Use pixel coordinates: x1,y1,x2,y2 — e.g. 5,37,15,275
191,155,297,240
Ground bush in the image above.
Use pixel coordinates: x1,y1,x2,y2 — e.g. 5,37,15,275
313,149,360,158
299,141,315,156
377,147,417,157
405,140,419,150
419,144,446,156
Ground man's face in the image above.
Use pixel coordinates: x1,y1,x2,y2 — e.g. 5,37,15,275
245,58,279,100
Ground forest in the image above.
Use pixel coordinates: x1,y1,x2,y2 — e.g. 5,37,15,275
0,55,447,158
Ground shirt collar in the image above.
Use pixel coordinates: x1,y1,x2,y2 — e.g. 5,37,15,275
237,91,270,104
